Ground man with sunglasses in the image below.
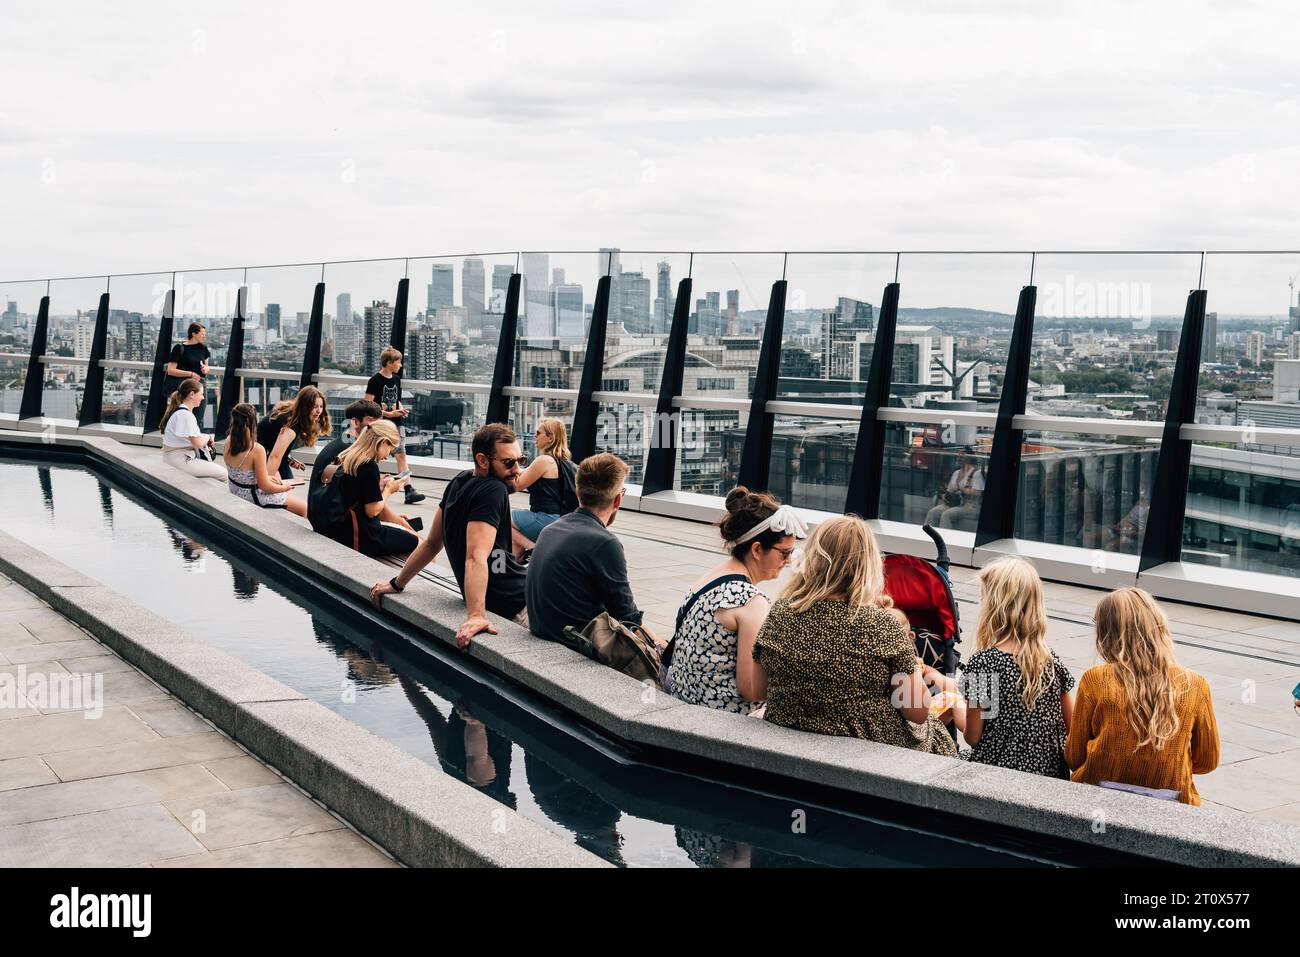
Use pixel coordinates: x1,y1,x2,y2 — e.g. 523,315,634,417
370,422,529,647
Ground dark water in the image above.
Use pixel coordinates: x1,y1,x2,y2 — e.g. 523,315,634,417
0,455,1097,867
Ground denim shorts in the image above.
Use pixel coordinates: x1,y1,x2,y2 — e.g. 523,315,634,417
512,508,559,542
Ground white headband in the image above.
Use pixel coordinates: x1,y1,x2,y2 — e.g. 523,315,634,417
728,504,810,548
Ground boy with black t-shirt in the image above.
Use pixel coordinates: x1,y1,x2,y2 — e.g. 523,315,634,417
369,422,529,649
365,346,425,505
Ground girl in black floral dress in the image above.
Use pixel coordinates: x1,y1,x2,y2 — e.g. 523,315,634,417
949,557,1076,778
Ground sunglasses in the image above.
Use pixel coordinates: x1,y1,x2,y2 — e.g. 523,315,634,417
495,456,529,469
773,546,798,560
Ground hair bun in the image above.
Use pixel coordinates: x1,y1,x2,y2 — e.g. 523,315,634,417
724,486,751,513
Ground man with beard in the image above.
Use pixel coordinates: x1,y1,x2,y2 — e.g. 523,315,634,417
370,422,528,647
524,452,644,643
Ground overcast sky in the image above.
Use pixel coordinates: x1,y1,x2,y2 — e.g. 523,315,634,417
3,1,1299,311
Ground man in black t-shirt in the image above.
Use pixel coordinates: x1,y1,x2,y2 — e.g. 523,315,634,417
164,322,212,428
364,346,425,505
370,422,529,648
307,399,382,532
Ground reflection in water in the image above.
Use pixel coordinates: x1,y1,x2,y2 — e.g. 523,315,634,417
37,466,54,514
96,479,115,528
675,828,753,868
231,566,261,601
163,524,206,564
525,753,626,867
399,677,517,808
309,618,397,688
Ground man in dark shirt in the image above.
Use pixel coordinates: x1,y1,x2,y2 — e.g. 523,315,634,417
369,423,529,648
307,399,382,531
525,453,643,643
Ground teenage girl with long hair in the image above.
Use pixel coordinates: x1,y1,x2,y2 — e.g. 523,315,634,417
223,403,307,517
510,417,576,557
1066,587,1220,803
257,385,331,480
158,378,226,480
329,419,419,556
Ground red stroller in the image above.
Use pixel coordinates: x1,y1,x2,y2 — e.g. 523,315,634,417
882,525,962,677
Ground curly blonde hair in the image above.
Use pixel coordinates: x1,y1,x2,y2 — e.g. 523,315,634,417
1094,588,1184,752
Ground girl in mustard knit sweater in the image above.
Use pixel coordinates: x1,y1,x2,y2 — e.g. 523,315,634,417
1066,588,1220,804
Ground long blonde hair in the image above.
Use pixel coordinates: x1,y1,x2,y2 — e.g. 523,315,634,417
537,417,571,461
1094,587,1184,752
338,419,400,476
976,557,1054,710
779,515,888,614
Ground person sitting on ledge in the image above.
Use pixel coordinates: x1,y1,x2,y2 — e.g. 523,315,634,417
326,419,420,557
664,487,803,715
510,417,577,559
369,423,529,648
945,556,1076,779
158,378,227,481
1067,587,1219,804
257,385,331,481
222,402,306,516
307,398,382,529
754,515,957,756
525,452,642,644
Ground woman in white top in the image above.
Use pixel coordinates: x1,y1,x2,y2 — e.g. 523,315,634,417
159,378,227,480
924,449,985,531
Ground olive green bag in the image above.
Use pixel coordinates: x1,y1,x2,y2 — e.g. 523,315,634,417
561,612,662,685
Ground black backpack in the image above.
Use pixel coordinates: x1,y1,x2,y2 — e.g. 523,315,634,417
557,458,579,514
309,467,359,545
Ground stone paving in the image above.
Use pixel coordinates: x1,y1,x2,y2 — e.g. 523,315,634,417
378,476,1300,827
0,573,397,868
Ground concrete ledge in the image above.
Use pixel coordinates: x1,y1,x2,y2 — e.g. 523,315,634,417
6,430,1300,867
0,526,607,869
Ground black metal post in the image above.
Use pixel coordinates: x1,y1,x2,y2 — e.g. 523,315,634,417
215,286,248,439
142,289,176,433
736,280,788,491
569,274,613,462
975,285,1038,546
19,296,50,420
485,273,521,425
77,292,111,427
1139,289,1207,573
389,277,409,355
844,282,900,517
300,282,326,390
641,277,694,495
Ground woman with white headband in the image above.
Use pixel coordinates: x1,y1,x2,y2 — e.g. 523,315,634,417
663,487,807,714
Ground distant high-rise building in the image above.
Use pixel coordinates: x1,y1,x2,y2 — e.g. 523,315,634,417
334,317,359,366
521,253,551,338
1202,312,1218,362
655,261,672,332
125,318,146,363
363,300,395,371
428,264,454,312
619,271,652,332
266,303,281,339
1156,328,1179,352
552,268,566,286
336,293,352,326
74,318,96,382
1289,292,1300,333
1286,331,1300,361
1245,331,1266,366
462,259,486,333
554,283,584,340
490,264,513,316
726,290,740,336
407,327,446,382
837,297,873,334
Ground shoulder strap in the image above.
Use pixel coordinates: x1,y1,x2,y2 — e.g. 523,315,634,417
674,574,752,635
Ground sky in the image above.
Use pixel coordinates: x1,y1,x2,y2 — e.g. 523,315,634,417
2,1,1300,311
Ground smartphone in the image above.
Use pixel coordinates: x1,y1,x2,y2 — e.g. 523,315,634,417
394,469,412,480
283,478,305,487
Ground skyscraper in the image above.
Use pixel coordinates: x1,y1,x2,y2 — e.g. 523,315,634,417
334,317,359,366
655,261,672,332
462,258,486,334
125,318,145,362
490,264,513,315
1202,312,1218,362
522,253,551,339
619,271,651,332
336,293,352,327
266,303,281,339
428,264,454,312
725,289,740,336
554,283,584,340
363,300,395,372
407,327,446,382
1246,331,1265,365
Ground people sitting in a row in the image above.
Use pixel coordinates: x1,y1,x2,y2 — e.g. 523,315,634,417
510,417,577,559
222,403,305,514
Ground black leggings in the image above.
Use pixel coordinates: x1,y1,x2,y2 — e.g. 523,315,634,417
357,519,419,557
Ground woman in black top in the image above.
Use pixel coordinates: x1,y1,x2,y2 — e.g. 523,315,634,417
331,419,419,556
165,322,211,426
510,417,575,558
256,385,331,480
